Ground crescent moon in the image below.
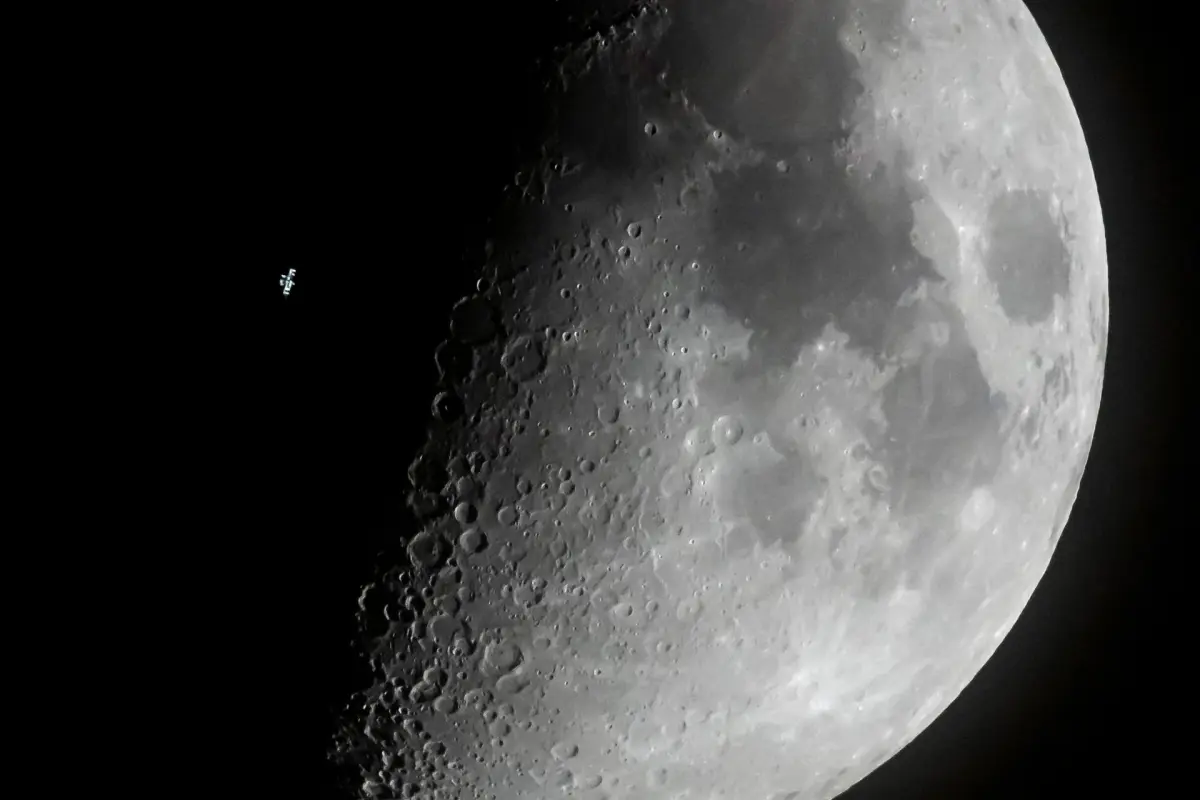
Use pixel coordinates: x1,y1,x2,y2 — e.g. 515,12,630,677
337,2,1107,798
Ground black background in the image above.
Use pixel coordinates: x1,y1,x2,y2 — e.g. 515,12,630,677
201,2,1186,796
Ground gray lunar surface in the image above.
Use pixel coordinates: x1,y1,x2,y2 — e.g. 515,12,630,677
336,1,1108,797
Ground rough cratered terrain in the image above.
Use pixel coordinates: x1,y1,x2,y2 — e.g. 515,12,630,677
334,1,1107,798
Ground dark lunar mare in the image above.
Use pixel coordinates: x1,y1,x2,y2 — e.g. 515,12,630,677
983,188,1071,323
660,2,1009,533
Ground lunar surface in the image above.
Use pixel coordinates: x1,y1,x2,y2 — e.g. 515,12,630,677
334,1,1108,797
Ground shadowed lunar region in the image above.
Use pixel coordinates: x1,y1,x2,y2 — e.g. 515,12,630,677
333,1,1108,797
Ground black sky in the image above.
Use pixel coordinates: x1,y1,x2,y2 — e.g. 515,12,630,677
203,2,1187,796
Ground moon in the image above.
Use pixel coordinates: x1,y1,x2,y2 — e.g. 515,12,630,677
337,1,1107,797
